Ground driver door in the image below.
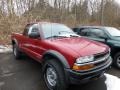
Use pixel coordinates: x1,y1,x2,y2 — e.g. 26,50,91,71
25,24,43,60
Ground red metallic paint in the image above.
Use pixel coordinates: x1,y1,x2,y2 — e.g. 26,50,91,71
12,32,109,68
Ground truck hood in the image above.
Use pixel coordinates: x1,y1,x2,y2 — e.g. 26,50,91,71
110,37,120,46
47,37,109,57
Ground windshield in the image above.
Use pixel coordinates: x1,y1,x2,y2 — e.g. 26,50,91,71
42,23,77,39
105,27,120,37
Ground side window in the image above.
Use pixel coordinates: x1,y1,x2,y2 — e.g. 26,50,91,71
23,24,33,36
28,24,40,36
88,29,106,38
31,27,39,33
80,28,90,36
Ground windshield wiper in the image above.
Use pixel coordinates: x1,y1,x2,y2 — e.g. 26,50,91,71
46,35,67,39
70,35,79,37
59,31,74,34
59,31,80,37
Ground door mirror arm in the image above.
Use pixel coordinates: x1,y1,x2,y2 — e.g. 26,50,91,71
105,38,108,42
99,36,108,42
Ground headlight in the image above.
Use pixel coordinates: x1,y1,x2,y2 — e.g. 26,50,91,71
73,55,95,71
76,55,94,64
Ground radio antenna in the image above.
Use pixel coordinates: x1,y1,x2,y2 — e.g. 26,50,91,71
50,22,53,41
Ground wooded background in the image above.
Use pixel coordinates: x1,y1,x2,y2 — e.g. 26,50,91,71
0,0,120,44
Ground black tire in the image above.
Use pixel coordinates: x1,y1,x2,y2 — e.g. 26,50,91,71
13,44,22,59
42,60,68,90
113,52,120,69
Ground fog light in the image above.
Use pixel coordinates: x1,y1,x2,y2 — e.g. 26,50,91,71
72,64,95,71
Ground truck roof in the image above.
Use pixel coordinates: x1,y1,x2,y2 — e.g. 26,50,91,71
27,22,63,25
76,26,113,29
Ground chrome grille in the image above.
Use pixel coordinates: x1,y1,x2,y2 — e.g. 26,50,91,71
94,51,110,61
75,51,110,66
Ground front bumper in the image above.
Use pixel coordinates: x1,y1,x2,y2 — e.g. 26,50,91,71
65,57,112,84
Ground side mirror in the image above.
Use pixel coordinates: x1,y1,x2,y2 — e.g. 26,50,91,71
104,37,108,41
29,32,40,39
100,36,108,41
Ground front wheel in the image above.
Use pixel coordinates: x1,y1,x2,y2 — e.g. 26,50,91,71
114,52,120,69
43,60,67,90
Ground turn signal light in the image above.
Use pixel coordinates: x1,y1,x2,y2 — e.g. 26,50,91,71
72,64,95,71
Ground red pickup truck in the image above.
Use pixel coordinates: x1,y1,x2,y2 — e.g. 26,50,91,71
11,22,112,90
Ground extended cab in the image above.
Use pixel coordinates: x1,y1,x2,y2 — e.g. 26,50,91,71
11,22,112,90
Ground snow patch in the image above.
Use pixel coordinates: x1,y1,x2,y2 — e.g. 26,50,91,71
105,73,120,90
0,45,12,53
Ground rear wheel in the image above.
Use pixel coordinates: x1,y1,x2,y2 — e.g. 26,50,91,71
114,52,120,69
13,44,22,59
43,60,67,90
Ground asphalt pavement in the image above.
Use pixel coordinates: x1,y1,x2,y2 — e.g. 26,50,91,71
0,53,120,90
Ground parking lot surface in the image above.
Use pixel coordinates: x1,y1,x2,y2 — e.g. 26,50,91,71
0,53,120,90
